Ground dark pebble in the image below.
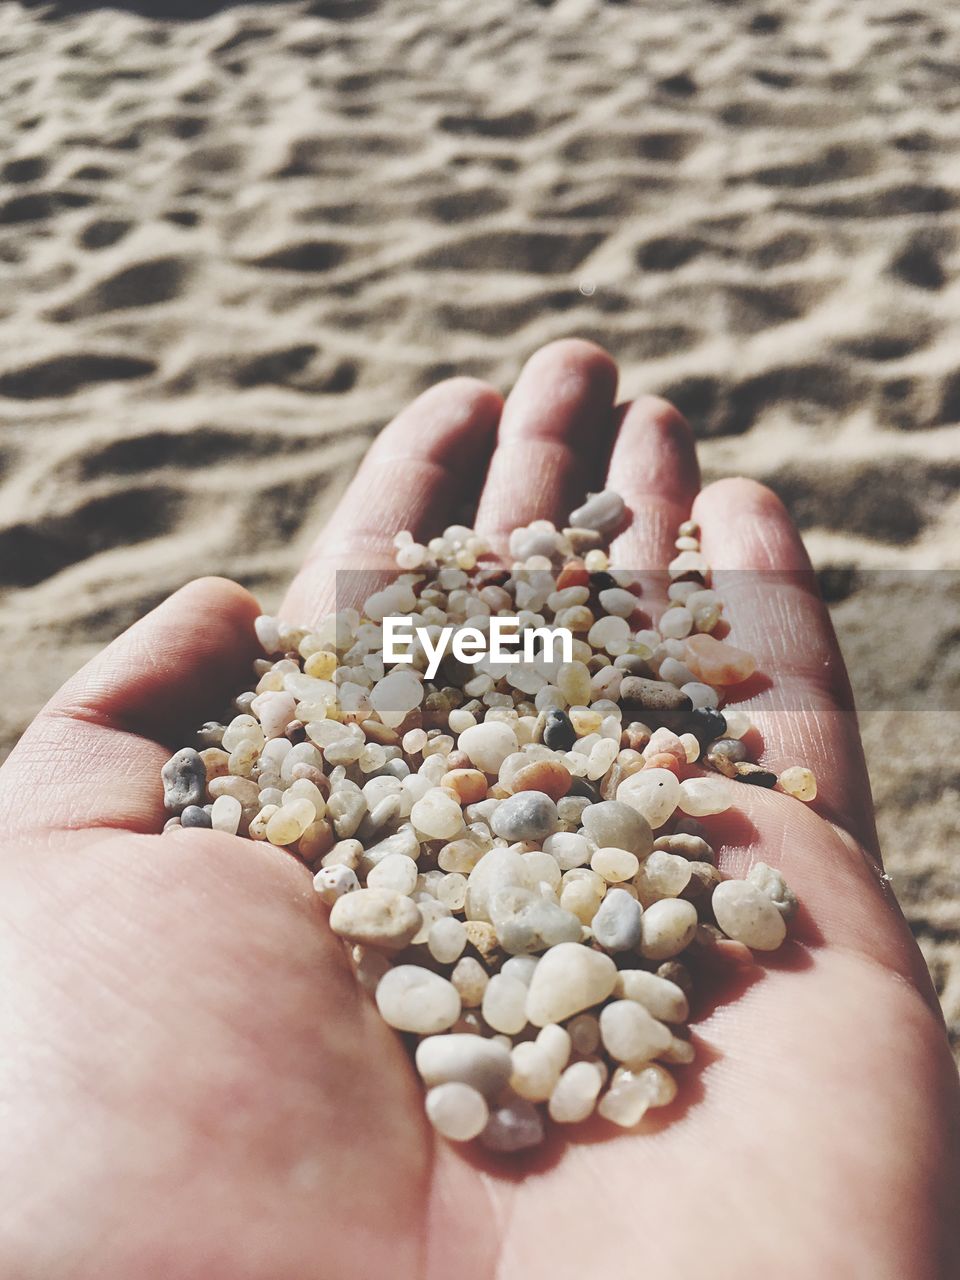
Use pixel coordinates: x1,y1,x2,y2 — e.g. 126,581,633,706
196,721,225,749
285,719,307,744
590,571,618,591
613,654,649,676
680,861,722,901
704,751,738,779
543,708,577,751
735,762,778,787
181,805,212,829
161,747,207,814
620,676,692,714
656,960,693,995
686,707,727,743
567,776,601,802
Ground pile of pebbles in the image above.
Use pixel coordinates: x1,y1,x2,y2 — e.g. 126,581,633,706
161,490,814,1151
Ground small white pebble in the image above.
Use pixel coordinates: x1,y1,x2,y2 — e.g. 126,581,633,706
548,1061,603,1123
210,794,242,836
712,879,787,951
312,864,359,904
778,765,817,802
428,916,467,964
425,1082,489,1142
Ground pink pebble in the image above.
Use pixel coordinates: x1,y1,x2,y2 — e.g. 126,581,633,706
684,634,757,686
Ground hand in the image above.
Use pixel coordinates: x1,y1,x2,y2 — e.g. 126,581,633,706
0,340,956,1280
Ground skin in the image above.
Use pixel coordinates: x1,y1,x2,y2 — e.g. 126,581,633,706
0,339,957,1279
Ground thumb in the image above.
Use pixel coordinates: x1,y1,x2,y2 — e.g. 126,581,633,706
0,577,261,837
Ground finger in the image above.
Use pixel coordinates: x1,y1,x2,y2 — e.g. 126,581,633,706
282,378,502,626
0,577,261,837
692,477,879,859
606,396,700,615
473,339,619,553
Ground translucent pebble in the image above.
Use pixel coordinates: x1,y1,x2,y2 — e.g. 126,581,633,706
488,887,582,955
251,690,297,739
598,587,638,618
451,956,489,1007
370,670,424,728
222,715,265,753
600,1000,672,1067
569,706,602,735
634,850,692,903
779,766,817,802
591,846,640,883
411,789,464,840
659,607,693,640
588,615,630,651
685,634,756,685
567,1012,600,1055
557,661,592,706
415,1034,512,1097
614,969,689,1022
720,706,752,739
248,805,278,840
712,879,788,951
580,801,654,857
569,489,625,535
590,887,643,952
325,788,366,839
329,888,422,951
638,898,699,960
586,737,619,780
464,848,529,922
537,1023,572,1073
694,604,722,633
525,942,618,1027
367,853,419,895
254,614,282,654
658,656,696,687
480,1097,545,1152
439,838,487,874
677,776,732,817
747,861,799,921
428,915,468,964
548,1061,603,1123
510,1041,561,1101
598,1064,677,1127
304,650,337,680
681,681,720,710
457,722,519,773
500,955,539,985
266,798,316,846
436,873,468,912
668,550,709,579
616,768,682,829
482,973,529,1035
643,727,686,764
679,733,700,763
560,878,603,924
402,728,429,755
425,1082,489,1142
542,831,592,871
312,864,360,904
375,965,461,1033
210,794,242,836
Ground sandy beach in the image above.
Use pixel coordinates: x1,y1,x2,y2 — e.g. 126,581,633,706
0,0,957,1056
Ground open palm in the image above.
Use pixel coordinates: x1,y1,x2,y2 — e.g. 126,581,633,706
0,341,956,1280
